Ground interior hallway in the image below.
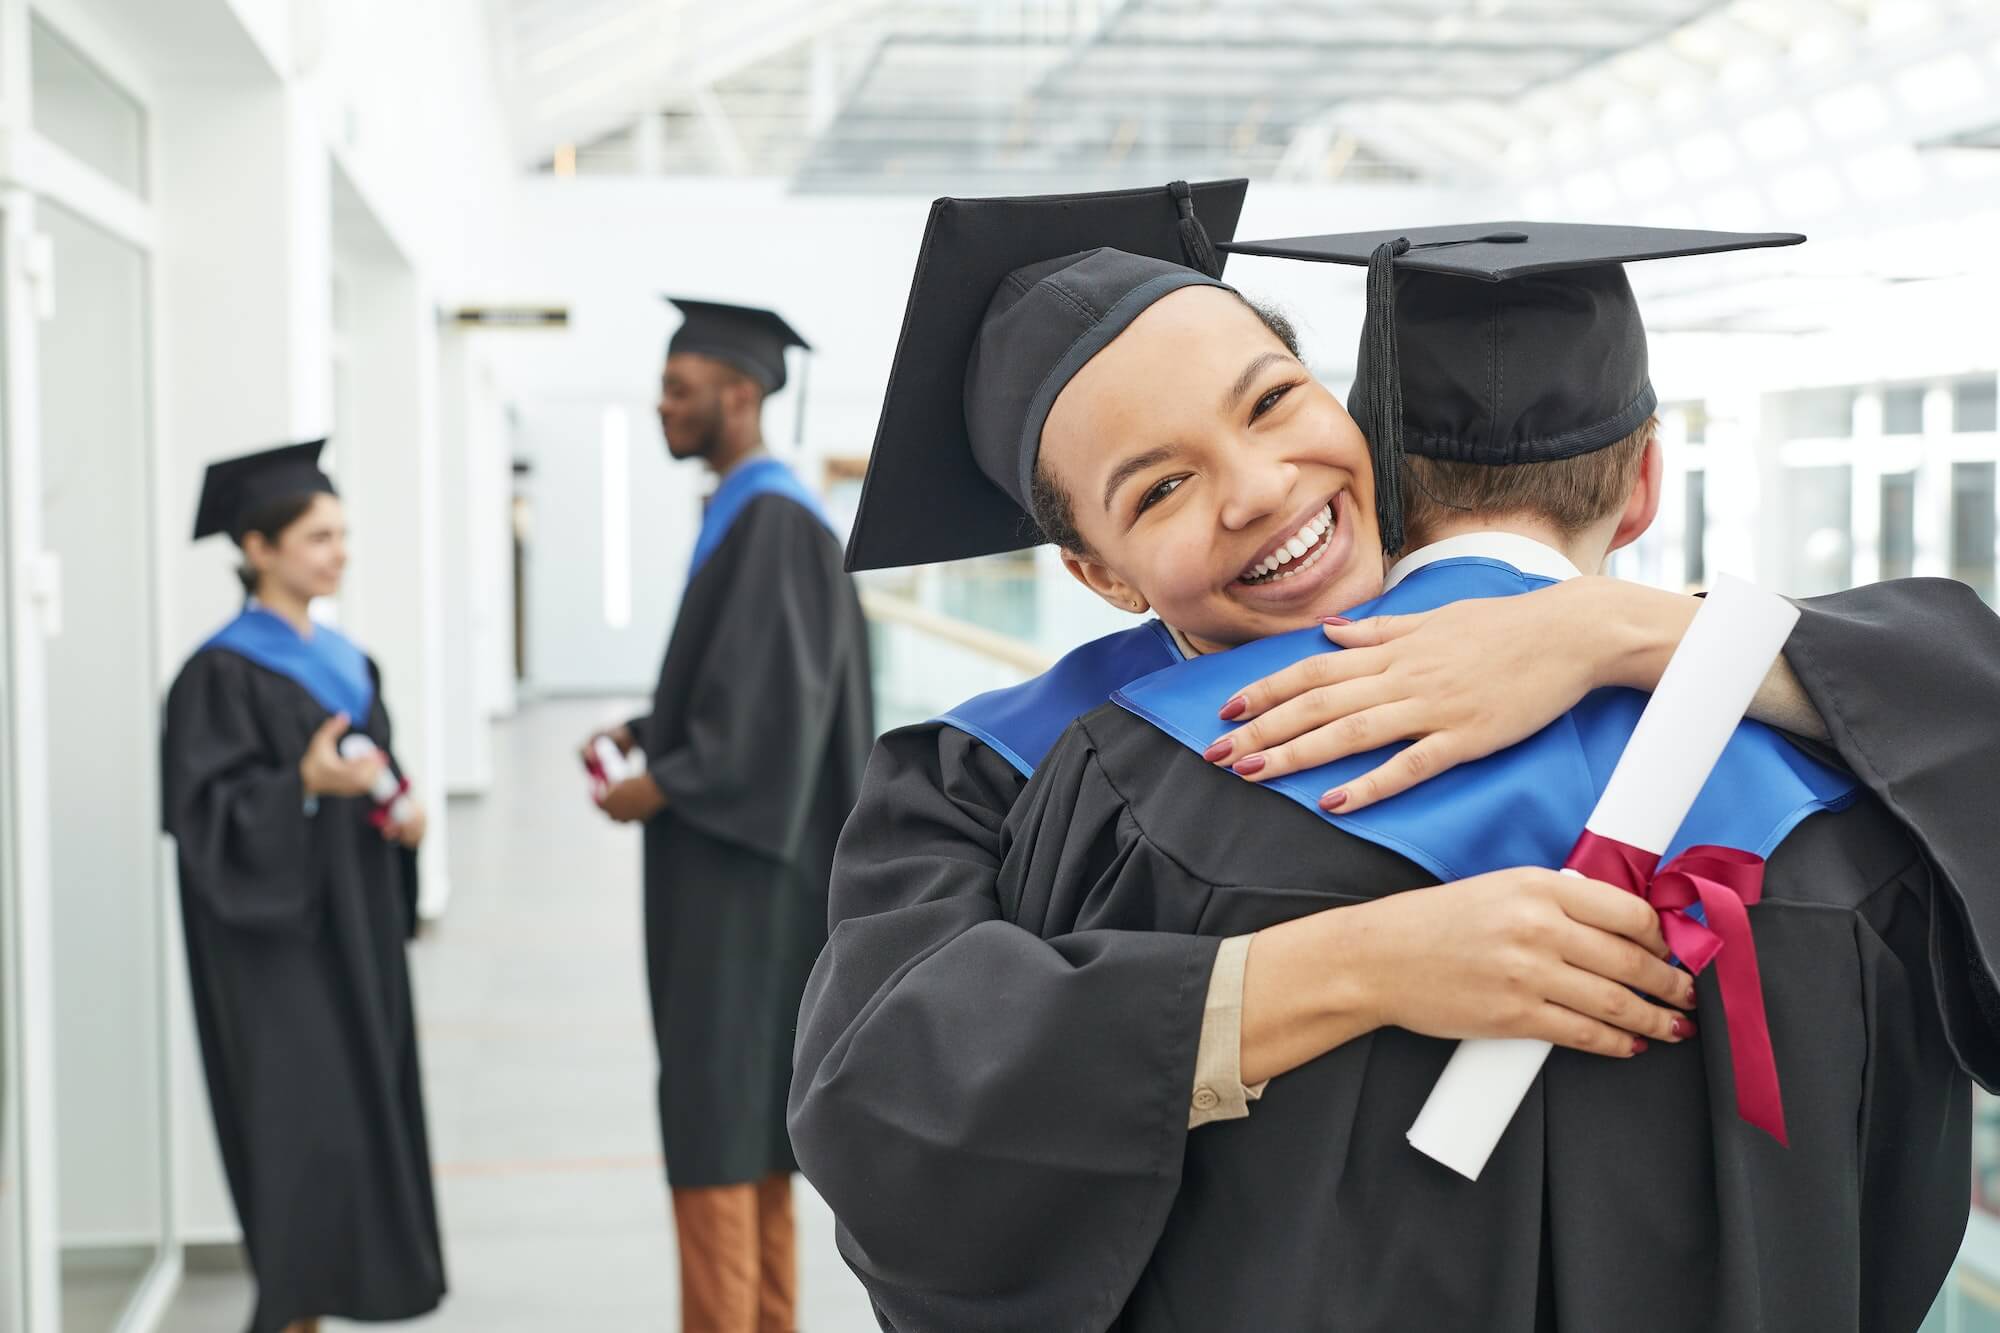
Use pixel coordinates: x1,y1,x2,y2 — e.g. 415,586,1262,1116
159,699,878,1331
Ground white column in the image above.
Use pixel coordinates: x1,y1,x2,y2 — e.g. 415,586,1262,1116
334,242,450,919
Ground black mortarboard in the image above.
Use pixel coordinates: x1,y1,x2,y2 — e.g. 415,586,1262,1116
192,439,336,542
1220,222,1805,556
844,179,1249,572
664,298,810,394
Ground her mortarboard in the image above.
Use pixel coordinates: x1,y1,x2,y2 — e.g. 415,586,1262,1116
1220,222,1805,556
192,439,335,542
844,179,1249,572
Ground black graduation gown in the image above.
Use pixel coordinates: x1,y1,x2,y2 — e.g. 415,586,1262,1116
163,648,445,1333
793,577,1999,1332
629,491,874,1188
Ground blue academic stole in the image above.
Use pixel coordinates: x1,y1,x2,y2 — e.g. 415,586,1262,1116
936,620,1183,778
1113,559,1858,880
688,457,836,584
204,607,375,722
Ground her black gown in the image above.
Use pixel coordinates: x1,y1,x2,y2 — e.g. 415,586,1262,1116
793,577,2000,1332
163,647,445,1333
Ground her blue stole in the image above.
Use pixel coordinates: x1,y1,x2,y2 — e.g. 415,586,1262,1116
1112,559,1857,881
203,607,375,722
689,456,836,584
936,620,1182,778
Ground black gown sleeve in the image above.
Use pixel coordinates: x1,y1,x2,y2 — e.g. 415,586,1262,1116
647,499,856,856
1853,853,1974,1333
162,651,326,936
789,723,1219,1333
1784,577,2000,1086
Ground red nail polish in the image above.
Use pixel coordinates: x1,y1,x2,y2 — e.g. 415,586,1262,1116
1203,739,1234,764
1672,1017,1697,1039
1320,789,1348,811
1631,1038,1649,1055
1233,754,1266,776
1321,615,1351,626
1219,695,1247,721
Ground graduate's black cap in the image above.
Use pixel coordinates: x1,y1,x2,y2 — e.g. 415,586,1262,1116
192,439,336,542
1220,221,1804,555
844,178,1249,572
664,297,810,394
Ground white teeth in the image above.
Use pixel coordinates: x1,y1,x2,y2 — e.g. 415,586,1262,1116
1241,502,1338,585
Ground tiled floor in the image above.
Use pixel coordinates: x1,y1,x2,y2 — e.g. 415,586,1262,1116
158,699,878,1332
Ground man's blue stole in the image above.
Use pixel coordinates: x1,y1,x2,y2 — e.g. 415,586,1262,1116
689,456,836,584
1113,559,1857,881
936,620,1182,778
204,607,375,722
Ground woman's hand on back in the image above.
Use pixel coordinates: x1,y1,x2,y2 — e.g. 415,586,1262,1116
299,713,384,800
1207,578,1674,812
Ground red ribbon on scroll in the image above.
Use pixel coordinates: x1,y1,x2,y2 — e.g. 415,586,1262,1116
1565,831,1787,1147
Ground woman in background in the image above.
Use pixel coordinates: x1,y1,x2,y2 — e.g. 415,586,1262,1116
162,440,445,1333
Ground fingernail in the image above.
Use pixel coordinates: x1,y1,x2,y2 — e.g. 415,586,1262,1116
1232,754,1266,777
1202,738,1234,764
1631,1038,1649,1055
1219,695,1247,721
1321,615,1351,626
1672,1017,1697,1040
1319,789,1348,811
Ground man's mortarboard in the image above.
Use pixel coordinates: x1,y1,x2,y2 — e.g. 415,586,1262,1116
192,439,336,542
1220,221,1805,555
664,297,813,445
664,298,810,393
844,179,1250,572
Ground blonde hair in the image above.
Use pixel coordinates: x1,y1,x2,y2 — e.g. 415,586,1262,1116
1401,415,1657,546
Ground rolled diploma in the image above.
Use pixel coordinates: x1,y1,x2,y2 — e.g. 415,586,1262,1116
338,733,416,825
1404,574,1800,1181
592,736,634,788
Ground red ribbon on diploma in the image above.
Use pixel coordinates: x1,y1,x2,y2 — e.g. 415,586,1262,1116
1565,831,1788,1147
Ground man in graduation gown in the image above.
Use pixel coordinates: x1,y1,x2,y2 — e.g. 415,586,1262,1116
793,216,1998,1330
587,298,873,1333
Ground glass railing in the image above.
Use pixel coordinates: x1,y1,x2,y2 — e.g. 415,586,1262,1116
863,590,1053,733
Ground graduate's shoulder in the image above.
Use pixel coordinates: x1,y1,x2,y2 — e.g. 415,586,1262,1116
1043,701,1388,891
859,718,1029,822
730,487,842,550
1762,783,1924,912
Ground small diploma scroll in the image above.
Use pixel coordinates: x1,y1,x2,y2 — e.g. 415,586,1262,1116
339,733,416,828
586,735,640,800
1405,575,1800,1181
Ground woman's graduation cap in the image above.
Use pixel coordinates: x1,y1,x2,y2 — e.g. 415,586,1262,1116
844,179,1250,572
192,439,336,542
1220,222,1805,556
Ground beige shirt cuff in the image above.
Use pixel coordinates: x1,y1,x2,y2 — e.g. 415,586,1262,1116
1189,933,1268,1129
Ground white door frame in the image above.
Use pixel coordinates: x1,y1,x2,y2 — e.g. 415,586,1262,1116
0,0,180,1327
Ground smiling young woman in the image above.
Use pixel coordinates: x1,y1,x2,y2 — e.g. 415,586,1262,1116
162,441,444,1333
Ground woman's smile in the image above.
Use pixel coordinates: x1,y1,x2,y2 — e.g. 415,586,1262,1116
1227,489,1360,612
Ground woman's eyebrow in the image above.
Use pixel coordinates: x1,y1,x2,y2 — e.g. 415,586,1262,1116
1101,446,1177,513
1225,352,1295,412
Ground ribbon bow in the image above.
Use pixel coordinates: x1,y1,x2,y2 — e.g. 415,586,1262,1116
1566,831,1788,1147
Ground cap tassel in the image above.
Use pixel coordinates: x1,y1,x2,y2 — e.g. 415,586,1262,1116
1167,180,1222,278
1365,237,1411,557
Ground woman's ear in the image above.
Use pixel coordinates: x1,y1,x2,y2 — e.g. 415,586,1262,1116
1058,550,1150,615
240,530,275,573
